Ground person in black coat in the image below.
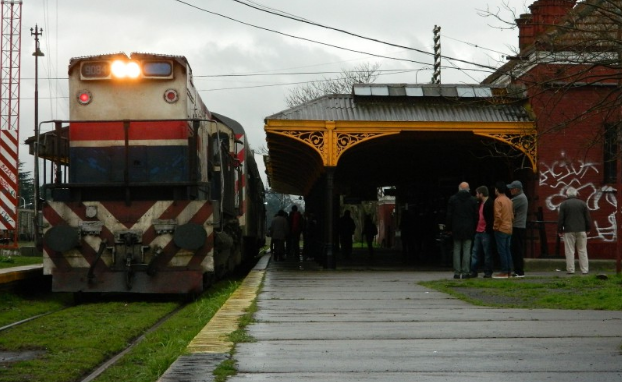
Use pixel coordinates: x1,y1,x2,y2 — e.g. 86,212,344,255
470,185,495,278
446,182,478,279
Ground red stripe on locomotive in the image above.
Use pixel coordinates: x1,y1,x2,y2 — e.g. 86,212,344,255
69,121,190,142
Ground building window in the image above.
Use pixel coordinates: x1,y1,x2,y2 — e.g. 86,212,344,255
604,123,619,184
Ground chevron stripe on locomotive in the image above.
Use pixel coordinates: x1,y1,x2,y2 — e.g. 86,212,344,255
38,52,266,295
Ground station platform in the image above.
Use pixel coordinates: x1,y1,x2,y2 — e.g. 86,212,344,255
0,264,43,286
159,250,622,382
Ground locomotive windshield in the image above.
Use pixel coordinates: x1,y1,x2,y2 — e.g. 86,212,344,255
78,59,173,80
143,61,173,77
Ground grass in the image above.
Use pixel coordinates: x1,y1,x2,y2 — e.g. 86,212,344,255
0,291,72,328
91,280,242,382
0,256,42,269
0,279,241,382
420,274,622,310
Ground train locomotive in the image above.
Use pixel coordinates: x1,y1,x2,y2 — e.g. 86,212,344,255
34,52,266,296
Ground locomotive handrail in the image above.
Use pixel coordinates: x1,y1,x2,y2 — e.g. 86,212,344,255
32,118,222,243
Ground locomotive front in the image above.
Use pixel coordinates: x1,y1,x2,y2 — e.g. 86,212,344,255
40,53,242,295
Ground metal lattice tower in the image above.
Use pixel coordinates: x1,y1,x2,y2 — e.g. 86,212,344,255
0,0,21,248
432,25,441,84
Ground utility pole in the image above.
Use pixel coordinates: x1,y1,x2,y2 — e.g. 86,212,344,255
31,24,43,243
432,25,441,84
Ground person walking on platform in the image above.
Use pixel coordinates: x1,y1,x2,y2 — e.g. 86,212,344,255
508,180,528,278
470,185,494,278
270,210,289,261
288,205,304,260
338,210,356,259
446,182,478,279
362,214,378,257
492,181,513,279
557,187,592,275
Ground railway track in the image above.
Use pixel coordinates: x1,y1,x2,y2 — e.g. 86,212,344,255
0,311,60,333
79,302,188,382
0,277,244,382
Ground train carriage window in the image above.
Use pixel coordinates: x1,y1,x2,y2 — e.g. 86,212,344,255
142,61,173,78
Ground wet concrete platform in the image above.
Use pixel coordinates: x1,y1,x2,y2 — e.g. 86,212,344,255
160,250,622,381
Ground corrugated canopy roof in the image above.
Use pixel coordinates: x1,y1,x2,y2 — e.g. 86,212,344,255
266,84,530,123
264,84,534,195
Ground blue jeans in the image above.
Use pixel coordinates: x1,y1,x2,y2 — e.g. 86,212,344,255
471,232,492,275
494,231,512,273
453,239,472,275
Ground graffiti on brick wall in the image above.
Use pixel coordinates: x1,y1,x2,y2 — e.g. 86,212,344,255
539,154,616,242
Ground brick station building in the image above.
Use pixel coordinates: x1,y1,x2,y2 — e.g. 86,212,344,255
484,0,622,259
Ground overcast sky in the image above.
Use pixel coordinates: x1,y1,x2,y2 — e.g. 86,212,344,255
19,0,529,186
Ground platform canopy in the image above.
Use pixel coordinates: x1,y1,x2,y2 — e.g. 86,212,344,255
264,84,535,196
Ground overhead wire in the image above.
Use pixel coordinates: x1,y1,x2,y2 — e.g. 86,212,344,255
173,0,492,70
224,0,505,71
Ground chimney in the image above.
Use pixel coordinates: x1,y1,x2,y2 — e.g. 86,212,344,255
516,13,534,50
516,0,577,51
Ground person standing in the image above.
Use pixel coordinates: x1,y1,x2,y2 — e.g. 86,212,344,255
270,210,289,262
508,180,528,278
302,211,317,261
492,181,514,278
470,185,494,278
338,210,356,259
557,187,592,275
362,214,378,257
446,182,478,279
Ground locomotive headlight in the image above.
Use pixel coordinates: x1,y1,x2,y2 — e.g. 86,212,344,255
111,60,141,79
126,62,141,78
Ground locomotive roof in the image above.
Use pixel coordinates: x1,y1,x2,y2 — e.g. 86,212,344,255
212,112,246,135
68,52,191,74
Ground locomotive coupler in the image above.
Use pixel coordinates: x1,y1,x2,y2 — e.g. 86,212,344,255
119,231,141,290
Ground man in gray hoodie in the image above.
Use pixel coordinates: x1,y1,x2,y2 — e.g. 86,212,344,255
508,180,528,277
557,187,592,275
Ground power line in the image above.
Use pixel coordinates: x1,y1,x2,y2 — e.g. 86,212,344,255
173,0,498,71
442,34,509,56
224,0,502,71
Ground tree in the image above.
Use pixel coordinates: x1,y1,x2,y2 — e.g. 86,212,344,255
265,190,304,226
285,62,381,108
18,162,34,209
479,0,622,169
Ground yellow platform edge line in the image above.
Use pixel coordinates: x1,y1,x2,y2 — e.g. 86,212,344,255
187,268,265,354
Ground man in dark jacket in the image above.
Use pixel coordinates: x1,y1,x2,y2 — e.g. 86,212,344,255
446,182,478,279
470,185,495,278
338,210,356,259
558,187,592,275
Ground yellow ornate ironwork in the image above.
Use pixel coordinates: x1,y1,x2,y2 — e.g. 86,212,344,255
266,120,536,170
475,132,537,171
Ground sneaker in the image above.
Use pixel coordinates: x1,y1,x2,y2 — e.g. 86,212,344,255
483,273,492,279
469,272,478,279
492,272,510,279
567,272,575,275
512,273,525,278
453,274,461,279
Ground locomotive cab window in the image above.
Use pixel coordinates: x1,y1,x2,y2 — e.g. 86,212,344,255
142,61,173,78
